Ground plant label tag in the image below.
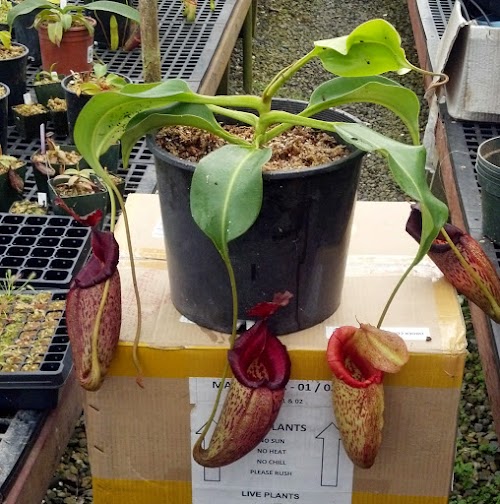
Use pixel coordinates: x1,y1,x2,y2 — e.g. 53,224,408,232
190,378,354,504
325,326,430,341
37,193,47,207
60,0,67,8
23,92,33,105
87,45,93,64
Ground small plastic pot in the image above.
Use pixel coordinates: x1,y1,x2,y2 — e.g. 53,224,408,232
62,73,131,141
31,145,83,195
476,136,500,243
12,105,49,141
34,79,65,106
48,174,108,217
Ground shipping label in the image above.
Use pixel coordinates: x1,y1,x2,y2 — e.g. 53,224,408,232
190,378,354,504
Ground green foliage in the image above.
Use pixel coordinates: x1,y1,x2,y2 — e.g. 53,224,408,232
7,0,139,46
0,269,35,300
74,19,448,275
0,29,10,48
73,63,129,95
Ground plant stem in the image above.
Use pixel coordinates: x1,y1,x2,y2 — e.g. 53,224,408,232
261,49,318,107
377,260,417,329
196,247,239,448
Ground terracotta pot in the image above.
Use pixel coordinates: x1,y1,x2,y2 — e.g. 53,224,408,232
37,18,97,75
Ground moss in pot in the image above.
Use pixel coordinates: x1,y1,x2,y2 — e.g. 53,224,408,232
65,19,500,470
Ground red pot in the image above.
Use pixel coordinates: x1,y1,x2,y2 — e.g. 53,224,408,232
38,18,97,75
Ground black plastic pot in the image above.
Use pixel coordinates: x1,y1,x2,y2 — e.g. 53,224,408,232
0,83,9,153
62,73,131,141
149,100,365,334
49,109,69,137
34,80,65,106
11,7,42,65
31,145,83,195
48,175,108,217
12,106,49,141
0,43,28,121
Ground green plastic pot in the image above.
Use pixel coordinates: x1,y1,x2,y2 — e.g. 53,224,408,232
48,174,108,217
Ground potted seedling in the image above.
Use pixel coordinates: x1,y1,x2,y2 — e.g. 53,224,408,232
33,66,65,105
12,102,49,140
48,167,108,217
7,0,140,75
68,18,500,472
62,62,130,142
31,136,83,194
46,96,68,136
0,153,26,211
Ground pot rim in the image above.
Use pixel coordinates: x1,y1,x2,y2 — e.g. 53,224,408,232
147,103,365,181
37,16,97,33
0,42,29,61
0,82,10,99
61,72,133,94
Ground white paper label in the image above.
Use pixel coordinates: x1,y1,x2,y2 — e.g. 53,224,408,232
190,378,353,504
87,45,93,64
23,92,33,105
37,192,47,207
326,325,430,342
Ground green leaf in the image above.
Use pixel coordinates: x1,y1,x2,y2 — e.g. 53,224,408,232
190,145,272,253
61,13,72,30
314,19,412,77
74,80,197,176
48,22,62,45
85,0,140,24
121,102,250,165
333,122,448,262
109,14,118,50
7,0,53,26
308,76,420,144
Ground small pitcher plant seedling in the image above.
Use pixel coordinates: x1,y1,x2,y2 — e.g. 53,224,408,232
69,19,500,468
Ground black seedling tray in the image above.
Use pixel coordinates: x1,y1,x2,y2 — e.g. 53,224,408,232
0,290,72,410
0,213,91,290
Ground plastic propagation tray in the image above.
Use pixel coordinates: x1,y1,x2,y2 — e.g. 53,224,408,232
0,213,91,290
0,290,72,410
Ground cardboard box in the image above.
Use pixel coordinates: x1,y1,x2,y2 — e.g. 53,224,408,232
436,0,500,122
85,194,467,504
